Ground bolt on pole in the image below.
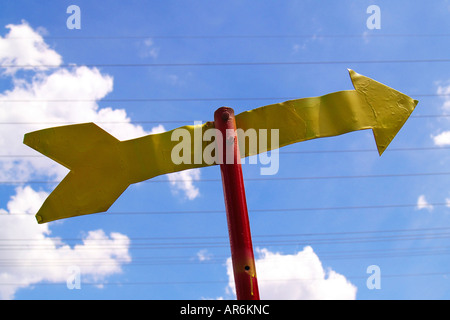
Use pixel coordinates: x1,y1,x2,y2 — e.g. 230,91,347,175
214,106,260,300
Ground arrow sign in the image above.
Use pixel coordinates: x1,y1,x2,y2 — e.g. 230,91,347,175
24,69,418,223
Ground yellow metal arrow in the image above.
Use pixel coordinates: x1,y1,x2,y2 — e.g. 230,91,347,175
24,69,418,223
237,69,418,156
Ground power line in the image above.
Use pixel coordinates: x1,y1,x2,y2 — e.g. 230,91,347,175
1,231,450,251
278,146,450,154
1,147,448,159
1,146,448,159
0,271,449,287
4,201,448,217
7,33,450,40
1,249,449,267
1,226,449,269
2,225,450,241
2,58,450,69
0,93,447,103
1,228,450,266
0,114,448,126
1,171,448,185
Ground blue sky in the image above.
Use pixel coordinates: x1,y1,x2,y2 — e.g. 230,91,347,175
0,0,449,300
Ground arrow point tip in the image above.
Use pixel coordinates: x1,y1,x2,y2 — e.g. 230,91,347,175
347,68,358,78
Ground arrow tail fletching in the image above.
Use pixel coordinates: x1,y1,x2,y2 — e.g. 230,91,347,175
23,123,121,170
35,168,130,223
24,123,131,223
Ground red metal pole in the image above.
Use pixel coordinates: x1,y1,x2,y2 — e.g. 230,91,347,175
214,107,260,300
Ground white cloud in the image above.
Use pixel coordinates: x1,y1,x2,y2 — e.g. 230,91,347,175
291,34,320,54
0,22,201,300
0,21,62,75
167,168,201,200
197,249,212,262
0,21,200,200
417,195,434,211
292,43,303,53
362,31,370,44
148,124,166,135
0,186,131,300
432,84,450,147
437,84,450,111
433,131,450,146
137,38,159,59
224,246,357,300
446,198,450,208
0,63,151,181
0,24,148,180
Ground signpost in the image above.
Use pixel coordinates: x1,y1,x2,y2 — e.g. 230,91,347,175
23,69,419,299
